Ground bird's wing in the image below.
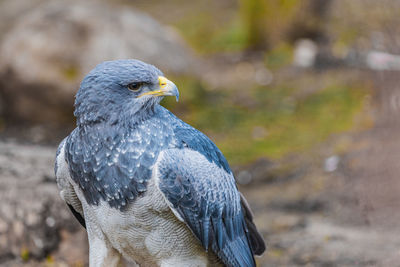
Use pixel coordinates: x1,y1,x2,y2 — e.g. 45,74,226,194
240,193,266,256
155,131,256,266
55,138,86,228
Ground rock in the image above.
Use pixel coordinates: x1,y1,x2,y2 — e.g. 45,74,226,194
366,50,400,71
0,0,45,42
0,0,196,125
0,141,87,265
293,39,318,68
324,155,340,172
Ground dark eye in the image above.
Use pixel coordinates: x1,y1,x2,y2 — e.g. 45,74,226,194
127,82,143,91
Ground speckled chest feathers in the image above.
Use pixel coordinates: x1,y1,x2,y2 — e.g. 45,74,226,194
65,109,176,210
65,106,231,211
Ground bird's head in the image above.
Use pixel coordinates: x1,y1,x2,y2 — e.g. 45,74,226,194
74,59,179,126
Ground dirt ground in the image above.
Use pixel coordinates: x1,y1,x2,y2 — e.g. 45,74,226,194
241,124,400,266
246,72,400,266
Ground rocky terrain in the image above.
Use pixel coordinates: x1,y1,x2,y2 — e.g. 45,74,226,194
0,140,87,266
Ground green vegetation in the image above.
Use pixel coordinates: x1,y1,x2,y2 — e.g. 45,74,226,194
164,73,370,165
174,13,248,53
172,0,302,53
134,0,326,54
61,65,80,81
264,42,293,70
239,0,301,48
20,248,30,261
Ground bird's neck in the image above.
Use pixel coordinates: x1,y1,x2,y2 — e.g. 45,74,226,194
78,104,162,132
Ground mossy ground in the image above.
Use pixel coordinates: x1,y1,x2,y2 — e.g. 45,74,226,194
163,71,370,165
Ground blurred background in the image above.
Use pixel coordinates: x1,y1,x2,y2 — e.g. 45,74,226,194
0,0,400,266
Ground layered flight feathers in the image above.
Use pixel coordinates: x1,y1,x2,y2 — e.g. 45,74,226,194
157,120,259,266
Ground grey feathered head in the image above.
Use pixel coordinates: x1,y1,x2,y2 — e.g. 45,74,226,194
74,59,179,126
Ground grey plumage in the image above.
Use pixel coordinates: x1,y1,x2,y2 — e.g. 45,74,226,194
55,59,265,267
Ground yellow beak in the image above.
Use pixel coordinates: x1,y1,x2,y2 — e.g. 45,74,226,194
139,76,179,101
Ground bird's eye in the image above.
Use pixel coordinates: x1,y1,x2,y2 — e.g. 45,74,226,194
127,82,143,91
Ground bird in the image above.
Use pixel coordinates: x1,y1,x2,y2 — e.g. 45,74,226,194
55,59,265,267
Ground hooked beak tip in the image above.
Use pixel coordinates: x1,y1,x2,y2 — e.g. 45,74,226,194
159,76,179,102
173,86,179,102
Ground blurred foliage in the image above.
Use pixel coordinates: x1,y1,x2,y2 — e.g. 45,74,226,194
169,0,328,53
20,248,30,261
130,0,330,54
173,11,248,53
264,42,294,70
327,0,400,53
171,0,297,53
239,0,301,49
164,72,370,165
61,65,80,81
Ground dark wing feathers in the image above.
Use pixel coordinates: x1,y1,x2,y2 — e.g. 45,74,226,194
240,193,266,256
67,204,86,229
157,148,256,267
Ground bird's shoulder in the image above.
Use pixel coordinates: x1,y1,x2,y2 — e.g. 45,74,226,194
158,107,231,174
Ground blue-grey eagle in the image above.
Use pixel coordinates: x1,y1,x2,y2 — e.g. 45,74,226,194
55,59,265,267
